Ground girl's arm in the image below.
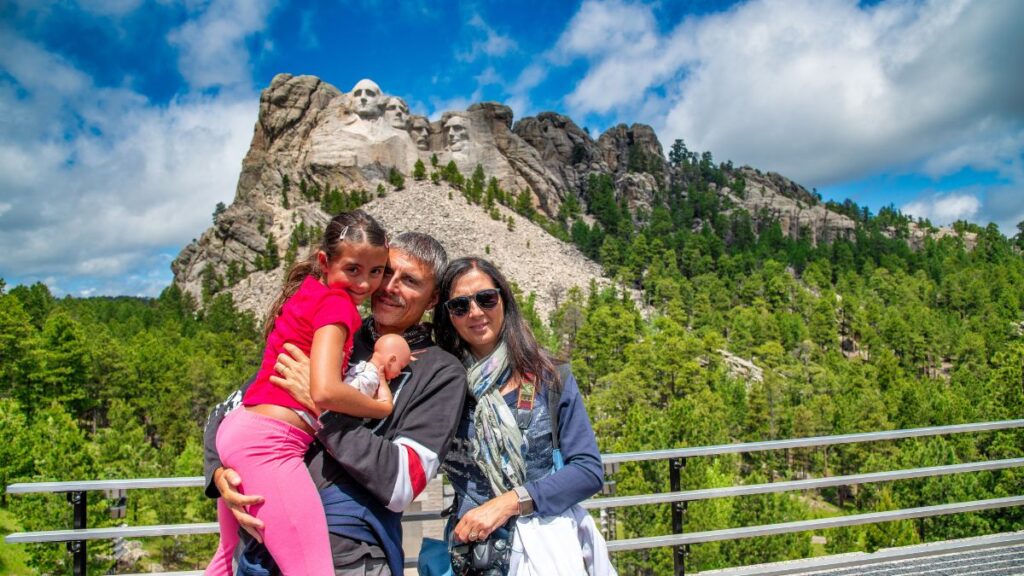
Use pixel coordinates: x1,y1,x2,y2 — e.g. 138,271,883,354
309,324,393,419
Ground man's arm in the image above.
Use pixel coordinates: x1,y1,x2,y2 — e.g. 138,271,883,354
316,353,467,512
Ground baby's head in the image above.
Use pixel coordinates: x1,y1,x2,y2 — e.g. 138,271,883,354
373,333,412,380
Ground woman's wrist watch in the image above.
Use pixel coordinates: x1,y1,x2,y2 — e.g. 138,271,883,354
513,486,534,516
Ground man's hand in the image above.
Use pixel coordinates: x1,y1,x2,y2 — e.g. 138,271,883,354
269,343,317,416
213,467,266,543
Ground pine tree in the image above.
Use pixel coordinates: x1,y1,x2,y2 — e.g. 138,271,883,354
212,201,226,223
263,234,280,270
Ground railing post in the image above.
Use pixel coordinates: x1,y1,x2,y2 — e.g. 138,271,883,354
670,457,686,576
602,461,620,572
66,491,87,576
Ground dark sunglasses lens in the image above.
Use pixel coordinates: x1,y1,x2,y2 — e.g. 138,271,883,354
475,289,500,309
446,296,471,317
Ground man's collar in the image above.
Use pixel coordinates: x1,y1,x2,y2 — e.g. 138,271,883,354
362,317,435,351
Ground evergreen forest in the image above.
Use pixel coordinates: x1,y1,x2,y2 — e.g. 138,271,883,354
1,142,1023,573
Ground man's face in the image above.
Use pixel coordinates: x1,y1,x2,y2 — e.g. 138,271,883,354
371,248,438,334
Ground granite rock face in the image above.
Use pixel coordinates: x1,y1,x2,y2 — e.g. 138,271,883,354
723,168,858,245
172,73,908,316
512,112,608,208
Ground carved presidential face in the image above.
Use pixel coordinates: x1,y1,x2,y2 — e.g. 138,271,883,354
445,116,469,151
408,116,431,150
384,97,410,129
351,79,383,120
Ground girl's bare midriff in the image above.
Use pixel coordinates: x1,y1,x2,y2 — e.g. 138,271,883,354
245,404,316,436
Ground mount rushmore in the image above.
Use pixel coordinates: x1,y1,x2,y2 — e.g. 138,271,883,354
172,74,866,316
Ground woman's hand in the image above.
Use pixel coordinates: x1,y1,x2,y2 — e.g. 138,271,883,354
453,490,520,543
269,343,318,416
213,467,266,543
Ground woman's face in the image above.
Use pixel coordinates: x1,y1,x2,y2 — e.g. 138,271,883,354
448,268,505,359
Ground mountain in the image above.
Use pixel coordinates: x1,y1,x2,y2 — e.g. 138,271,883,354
171,74,969,316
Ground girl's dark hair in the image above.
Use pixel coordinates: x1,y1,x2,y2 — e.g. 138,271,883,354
433,257,558,388
263,209,387,340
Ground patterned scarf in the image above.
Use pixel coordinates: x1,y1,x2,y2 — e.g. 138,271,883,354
465,342,526,495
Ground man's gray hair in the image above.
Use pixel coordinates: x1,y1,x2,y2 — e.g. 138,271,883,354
390,232,448,289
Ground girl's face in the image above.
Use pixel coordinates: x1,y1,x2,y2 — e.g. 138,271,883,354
447,268,505,359
319,242,389,305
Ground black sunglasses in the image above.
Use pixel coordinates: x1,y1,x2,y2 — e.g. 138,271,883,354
444,288,501,317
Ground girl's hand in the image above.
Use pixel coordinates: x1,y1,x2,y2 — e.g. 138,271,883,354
453,490,520,543
373,371,394,414
269,343,318,416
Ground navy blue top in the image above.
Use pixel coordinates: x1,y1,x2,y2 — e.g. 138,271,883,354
444,369,604,520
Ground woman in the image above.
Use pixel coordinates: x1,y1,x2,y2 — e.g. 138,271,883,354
434,257,612,575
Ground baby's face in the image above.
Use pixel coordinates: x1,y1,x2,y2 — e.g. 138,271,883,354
374,335,411,380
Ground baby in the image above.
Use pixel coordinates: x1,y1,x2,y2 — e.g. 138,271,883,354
345,333,412,396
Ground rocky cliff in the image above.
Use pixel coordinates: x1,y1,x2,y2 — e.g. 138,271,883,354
172,73,962,316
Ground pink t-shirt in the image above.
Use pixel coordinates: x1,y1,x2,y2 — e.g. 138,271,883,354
243,275,362,411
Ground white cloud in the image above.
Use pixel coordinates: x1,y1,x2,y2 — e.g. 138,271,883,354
167,0,279,92
552,0,1024,192
456,13,518,63
0,0,272,295
903,192,982,225
553,0,657,62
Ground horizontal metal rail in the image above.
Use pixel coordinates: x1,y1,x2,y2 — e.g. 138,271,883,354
6,476,206,494
8,420,1022,495
605,495,1024,552
694,531,1024,576
5,523,220,544
5,514,454,544
602,419,1024,465
583,457,1024,509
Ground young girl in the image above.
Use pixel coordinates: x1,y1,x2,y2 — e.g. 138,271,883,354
206,210,393,576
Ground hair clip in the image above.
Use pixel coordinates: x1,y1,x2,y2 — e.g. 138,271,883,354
338,225,349,243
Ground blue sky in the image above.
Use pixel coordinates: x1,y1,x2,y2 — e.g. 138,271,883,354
1,0,1022,297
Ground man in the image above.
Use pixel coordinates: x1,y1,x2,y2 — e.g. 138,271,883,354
203,232,467,575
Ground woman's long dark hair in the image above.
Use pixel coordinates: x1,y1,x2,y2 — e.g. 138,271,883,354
433,257,558,387
263,209,387,340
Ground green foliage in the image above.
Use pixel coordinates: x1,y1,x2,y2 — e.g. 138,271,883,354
0,284,258,571
212,201,226,223
321,185,368,214
387,167,405,190
441,160,464,189
514,189,535,220
413,159,426,181
254,234,280,271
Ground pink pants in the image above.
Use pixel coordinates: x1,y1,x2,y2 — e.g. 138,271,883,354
206,408,333,576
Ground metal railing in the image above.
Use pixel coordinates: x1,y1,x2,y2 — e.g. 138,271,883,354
5,419,1023,575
